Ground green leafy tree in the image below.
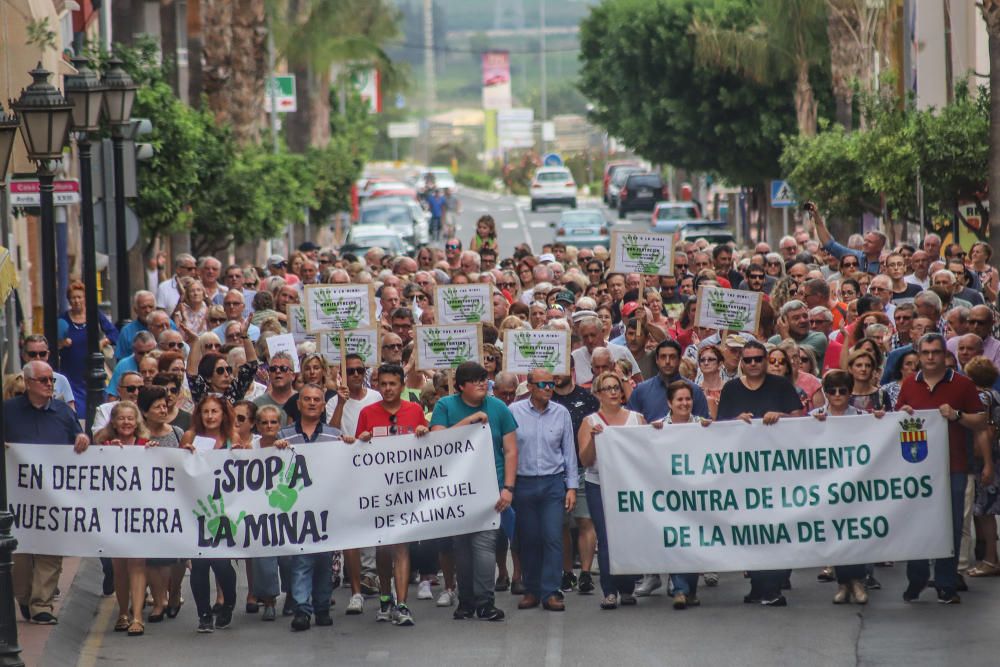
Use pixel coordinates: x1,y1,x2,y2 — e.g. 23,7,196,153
578,0,804,185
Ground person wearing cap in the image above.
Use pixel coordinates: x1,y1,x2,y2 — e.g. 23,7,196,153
267,255,297,284
554,290,576,314
538,253,556,265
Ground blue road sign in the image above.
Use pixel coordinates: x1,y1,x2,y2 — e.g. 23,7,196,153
770,180,797,208
543,153,563,167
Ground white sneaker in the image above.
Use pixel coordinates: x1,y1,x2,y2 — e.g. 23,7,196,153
346,593,365,615
417,580,433,600
634,574,662,597
436,588,456,607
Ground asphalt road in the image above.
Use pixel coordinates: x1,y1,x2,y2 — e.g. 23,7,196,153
63,563,1000,667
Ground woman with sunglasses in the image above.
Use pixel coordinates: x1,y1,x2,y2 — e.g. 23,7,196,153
810,370,871,605
839,278,861,303
483,344,502,382
186,316,259,406
763,252,785,278
152,372,192,430
137,386,185,624
180,395,247,633
95,401,152,636
283,353,336,424
695,344,725,419
233,400,259,448
578,371,646,610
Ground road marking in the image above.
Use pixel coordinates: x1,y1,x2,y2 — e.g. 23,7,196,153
528,221,550,229
544,609,565,667
513,204,534,249
500,222,519,230
76,595,115,667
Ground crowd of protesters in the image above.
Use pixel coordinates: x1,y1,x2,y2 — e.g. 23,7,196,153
5,201,998,635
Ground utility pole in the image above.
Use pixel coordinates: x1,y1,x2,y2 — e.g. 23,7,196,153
423,0,436,165
540,0,547,153
267,18,279,257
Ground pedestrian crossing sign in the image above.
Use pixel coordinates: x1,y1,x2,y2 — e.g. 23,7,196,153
771,180,797,208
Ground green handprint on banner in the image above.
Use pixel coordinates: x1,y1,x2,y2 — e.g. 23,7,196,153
426,329,449,354
638,250,666,275
316,293,341,317
514,332,537,358
622,234,645,260
352,338,375,363
193,495,246,539
341,301,364,329
707,289,749,329
540,346,562,372
266,459,305,512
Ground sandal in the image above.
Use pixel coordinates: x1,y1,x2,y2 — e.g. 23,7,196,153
600,594,618,610
114,614,130,632
967,561,1000,577
127,619,144,636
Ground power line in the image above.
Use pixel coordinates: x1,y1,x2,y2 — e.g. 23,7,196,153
385,40,580,55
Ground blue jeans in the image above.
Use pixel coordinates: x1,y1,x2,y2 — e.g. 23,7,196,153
586,482,635,598
670,573,699,597
454,529,497,609
514,474,566,599
907,472,966,595
291,552,333,616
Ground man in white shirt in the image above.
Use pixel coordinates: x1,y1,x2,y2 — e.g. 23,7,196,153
156,253,198,311
904,250,931,289
571,315,641,386
327,354,382,436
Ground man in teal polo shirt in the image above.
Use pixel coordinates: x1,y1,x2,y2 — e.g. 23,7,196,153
430,361,518,621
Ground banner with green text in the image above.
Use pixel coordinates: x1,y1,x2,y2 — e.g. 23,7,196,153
7,424,500,558
596,411,951,573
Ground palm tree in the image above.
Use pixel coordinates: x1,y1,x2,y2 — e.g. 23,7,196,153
268,0,401,152
825,0,887,130
690,0,828,136
981,0,1000,260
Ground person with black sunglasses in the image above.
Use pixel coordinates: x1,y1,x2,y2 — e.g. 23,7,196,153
252,351,295,425
716,340,804,607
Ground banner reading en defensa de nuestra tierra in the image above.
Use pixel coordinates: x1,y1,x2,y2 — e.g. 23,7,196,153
596,411,951,574
7,424,500,558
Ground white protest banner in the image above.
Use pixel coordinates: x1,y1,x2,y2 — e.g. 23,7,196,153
435,284,493,324
609,231,674,276
265,333,300,372
414,324,482,371
693,285,762,333
303,284,376,333
596,411,951,573
502,329,571,375
287,304,313,344
317,329,380,367
7,424,499,558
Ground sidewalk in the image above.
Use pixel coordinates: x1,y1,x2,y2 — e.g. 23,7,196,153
17,556,81,667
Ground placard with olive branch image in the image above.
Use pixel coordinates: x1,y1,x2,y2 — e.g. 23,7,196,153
609,231,675,276
693,285,763,334
503,330,571,375
434,284,493,324
303,284,376,333
316,328,380,367
414,324,483,371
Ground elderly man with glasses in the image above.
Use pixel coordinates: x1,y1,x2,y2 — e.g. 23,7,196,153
947,305,1000,369
810,202,886,274
107,331,157,399
6,360,90,625
20,334,76,409
156,253,198,312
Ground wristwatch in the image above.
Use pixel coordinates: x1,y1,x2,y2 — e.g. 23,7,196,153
952,410,963,422
502,485,516,494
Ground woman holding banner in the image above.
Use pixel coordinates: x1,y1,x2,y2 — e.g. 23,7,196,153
578,371,646,610
95,401,152,636
651,381,712,609
180,395,248,633
186,316,259,407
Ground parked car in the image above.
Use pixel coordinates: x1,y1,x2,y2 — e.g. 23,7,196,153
651,201,703,232
607,166,644,209
618,172,669,219
358,201,429,248
530,167,577,211
602,161,640,204
550,209,610,249
414,167,456,192
367,181,419,201
341,225,408,257
675,221,735,246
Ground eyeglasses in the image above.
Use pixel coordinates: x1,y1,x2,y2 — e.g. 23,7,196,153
446,243,460,250
825,387,850,396
766,261,782,267
166,386,180,395
769,357,787,366
25,350,48,359
531,381,555,389
209,317,227,325
748,274,765,280
698,357,718,364
29,376,55,385
588,268,602,274
163,341,184,350
387,413,399,435
214,366,233,376
120,385,141,393
868,286,888,293
269,365,291,374
235,414,248,423
841,260,859,267
271,261,287,269
224,301,243,308
257,418,280,426
809,318,829,325
346,367,366,376
499,282,516,289
485,355,498,362
382,343,403,350
742,355,765,364
203,343,222,350
598,384,622,394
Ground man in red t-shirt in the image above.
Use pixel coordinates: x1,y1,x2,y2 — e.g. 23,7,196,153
895,332,990,604
355,363,429,626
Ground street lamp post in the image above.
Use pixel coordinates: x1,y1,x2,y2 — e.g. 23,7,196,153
0,105,24,667
65,57,106,432
100,58,137,325
11,64,74,369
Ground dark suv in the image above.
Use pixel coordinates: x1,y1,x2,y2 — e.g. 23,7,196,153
618,172,668,219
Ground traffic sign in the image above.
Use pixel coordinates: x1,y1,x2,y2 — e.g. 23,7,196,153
264,75,297,113
542,153,563,167
770,180,797,208
388,121,420,139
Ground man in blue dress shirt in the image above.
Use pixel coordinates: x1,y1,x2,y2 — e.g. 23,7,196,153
627,339,709,423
